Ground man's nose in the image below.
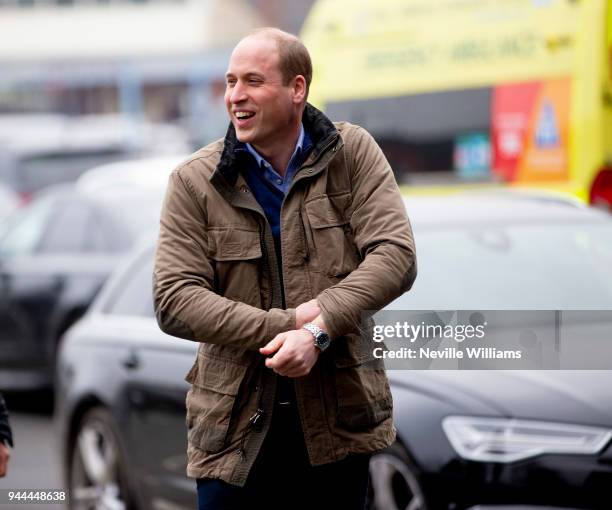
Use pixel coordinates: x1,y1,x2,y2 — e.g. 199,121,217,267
230,82,248,103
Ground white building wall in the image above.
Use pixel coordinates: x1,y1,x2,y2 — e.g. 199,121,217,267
0,0,263,62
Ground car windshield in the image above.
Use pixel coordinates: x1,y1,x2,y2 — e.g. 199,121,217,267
391,221,612,310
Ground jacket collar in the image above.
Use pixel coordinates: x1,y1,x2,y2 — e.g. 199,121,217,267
211,103,338,190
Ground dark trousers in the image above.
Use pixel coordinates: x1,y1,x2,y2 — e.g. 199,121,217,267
197,401,371,510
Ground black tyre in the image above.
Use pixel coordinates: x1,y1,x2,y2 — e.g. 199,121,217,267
68,407,137,510
367,441,428,510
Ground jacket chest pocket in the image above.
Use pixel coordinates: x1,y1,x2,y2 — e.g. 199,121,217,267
206,227,263,307
303,194,360,277
185,355,249,453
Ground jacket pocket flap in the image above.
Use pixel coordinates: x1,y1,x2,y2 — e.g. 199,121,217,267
305,195,348,229
336,397,392,430
206,228,262,261
190,355,247,395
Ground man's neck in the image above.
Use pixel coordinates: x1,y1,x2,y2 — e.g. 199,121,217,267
250,122,302,176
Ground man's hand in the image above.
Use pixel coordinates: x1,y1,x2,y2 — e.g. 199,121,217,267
0,441,9,478
260,329,320,378
295,299,320,329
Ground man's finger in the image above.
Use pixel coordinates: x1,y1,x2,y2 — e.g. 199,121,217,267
265,347,293,370
259,334,286,356
267,355,301,374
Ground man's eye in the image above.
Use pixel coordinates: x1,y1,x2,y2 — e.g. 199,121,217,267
226,80,236,87
249,79,261,85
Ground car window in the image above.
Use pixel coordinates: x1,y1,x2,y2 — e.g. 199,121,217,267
0,184,18,220
0,195,56,257
83,211,114,253
390,222,612,310
104,253,154,318
19,150,131,195
38,200,101,254
102,192,165,238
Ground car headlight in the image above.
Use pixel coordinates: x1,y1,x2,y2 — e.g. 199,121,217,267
442,416,612,463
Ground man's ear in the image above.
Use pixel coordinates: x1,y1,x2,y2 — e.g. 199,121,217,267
292,75,307,105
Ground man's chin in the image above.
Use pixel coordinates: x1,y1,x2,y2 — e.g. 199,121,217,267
234,128,254,144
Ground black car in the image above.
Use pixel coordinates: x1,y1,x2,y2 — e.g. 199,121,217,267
0,182,166,390
56,192,612,510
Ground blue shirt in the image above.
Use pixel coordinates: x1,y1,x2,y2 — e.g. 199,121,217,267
244,124,307,196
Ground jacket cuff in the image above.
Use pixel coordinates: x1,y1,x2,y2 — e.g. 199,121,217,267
315,291,345,340
264,308,296,346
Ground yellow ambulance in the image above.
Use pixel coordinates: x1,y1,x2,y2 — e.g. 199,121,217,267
301,0,612,208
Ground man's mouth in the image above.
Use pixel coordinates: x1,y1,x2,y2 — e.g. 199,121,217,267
235,111,255,120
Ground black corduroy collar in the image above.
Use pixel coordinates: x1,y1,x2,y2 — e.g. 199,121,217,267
213,103,338,188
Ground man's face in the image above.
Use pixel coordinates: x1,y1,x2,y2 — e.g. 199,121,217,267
225,36,297,150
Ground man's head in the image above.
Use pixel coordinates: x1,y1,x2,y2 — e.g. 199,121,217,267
225,28,312,152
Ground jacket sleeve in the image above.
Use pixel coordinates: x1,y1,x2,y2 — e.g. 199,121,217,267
153,169,295,351
316,126,417,339
0,393,13,447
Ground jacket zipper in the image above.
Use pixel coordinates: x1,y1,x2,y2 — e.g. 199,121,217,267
259,225,272,310
228,133,341,466
236,360,267,461
234,216,277,462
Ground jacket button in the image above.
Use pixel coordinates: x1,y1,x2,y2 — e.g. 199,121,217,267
240,186,249,193
332,146,337,152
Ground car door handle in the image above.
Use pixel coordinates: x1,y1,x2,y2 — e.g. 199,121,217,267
122,350,140,370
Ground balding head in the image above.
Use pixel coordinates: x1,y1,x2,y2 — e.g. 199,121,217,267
225,27,308,158
237,27,313,102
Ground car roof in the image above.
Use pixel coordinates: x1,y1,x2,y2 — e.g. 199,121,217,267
28,180,164,214
403,190,609,228
76,155,188,194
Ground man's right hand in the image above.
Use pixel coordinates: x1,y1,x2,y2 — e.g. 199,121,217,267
295,299,320,329
0,441,9,477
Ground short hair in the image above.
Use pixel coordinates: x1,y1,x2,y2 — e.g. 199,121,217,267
247,27,313,100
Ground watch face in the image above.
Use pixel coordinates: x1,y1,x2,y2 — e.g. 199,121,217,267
315,332,330,350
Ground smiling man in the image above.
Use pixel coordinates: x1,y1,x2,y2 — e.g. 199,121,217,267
154,27,416,510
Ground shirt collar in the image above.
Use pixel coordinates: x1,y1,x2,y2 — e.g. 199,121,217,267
245,123,305,171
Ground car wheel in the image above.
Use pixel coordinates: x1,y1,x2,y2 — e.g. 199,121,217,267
69,407,136,510
367,442,428,510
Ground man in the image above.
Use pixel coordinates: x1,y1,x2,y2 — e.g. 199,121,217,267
0,393,13,477
154,27,416,510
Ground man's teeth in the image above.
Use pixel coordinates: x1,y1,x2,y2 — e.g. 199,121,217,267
236,112,255,119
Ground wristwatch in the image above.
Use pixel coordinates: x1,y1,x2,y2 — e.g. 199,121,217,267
302,323,331,351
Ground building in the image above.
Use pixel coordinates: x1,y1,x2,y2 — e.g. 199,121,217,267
0,0,265,144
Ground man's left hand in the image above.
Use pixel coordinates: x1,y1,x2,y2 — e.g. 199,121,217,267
260,329,320,378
